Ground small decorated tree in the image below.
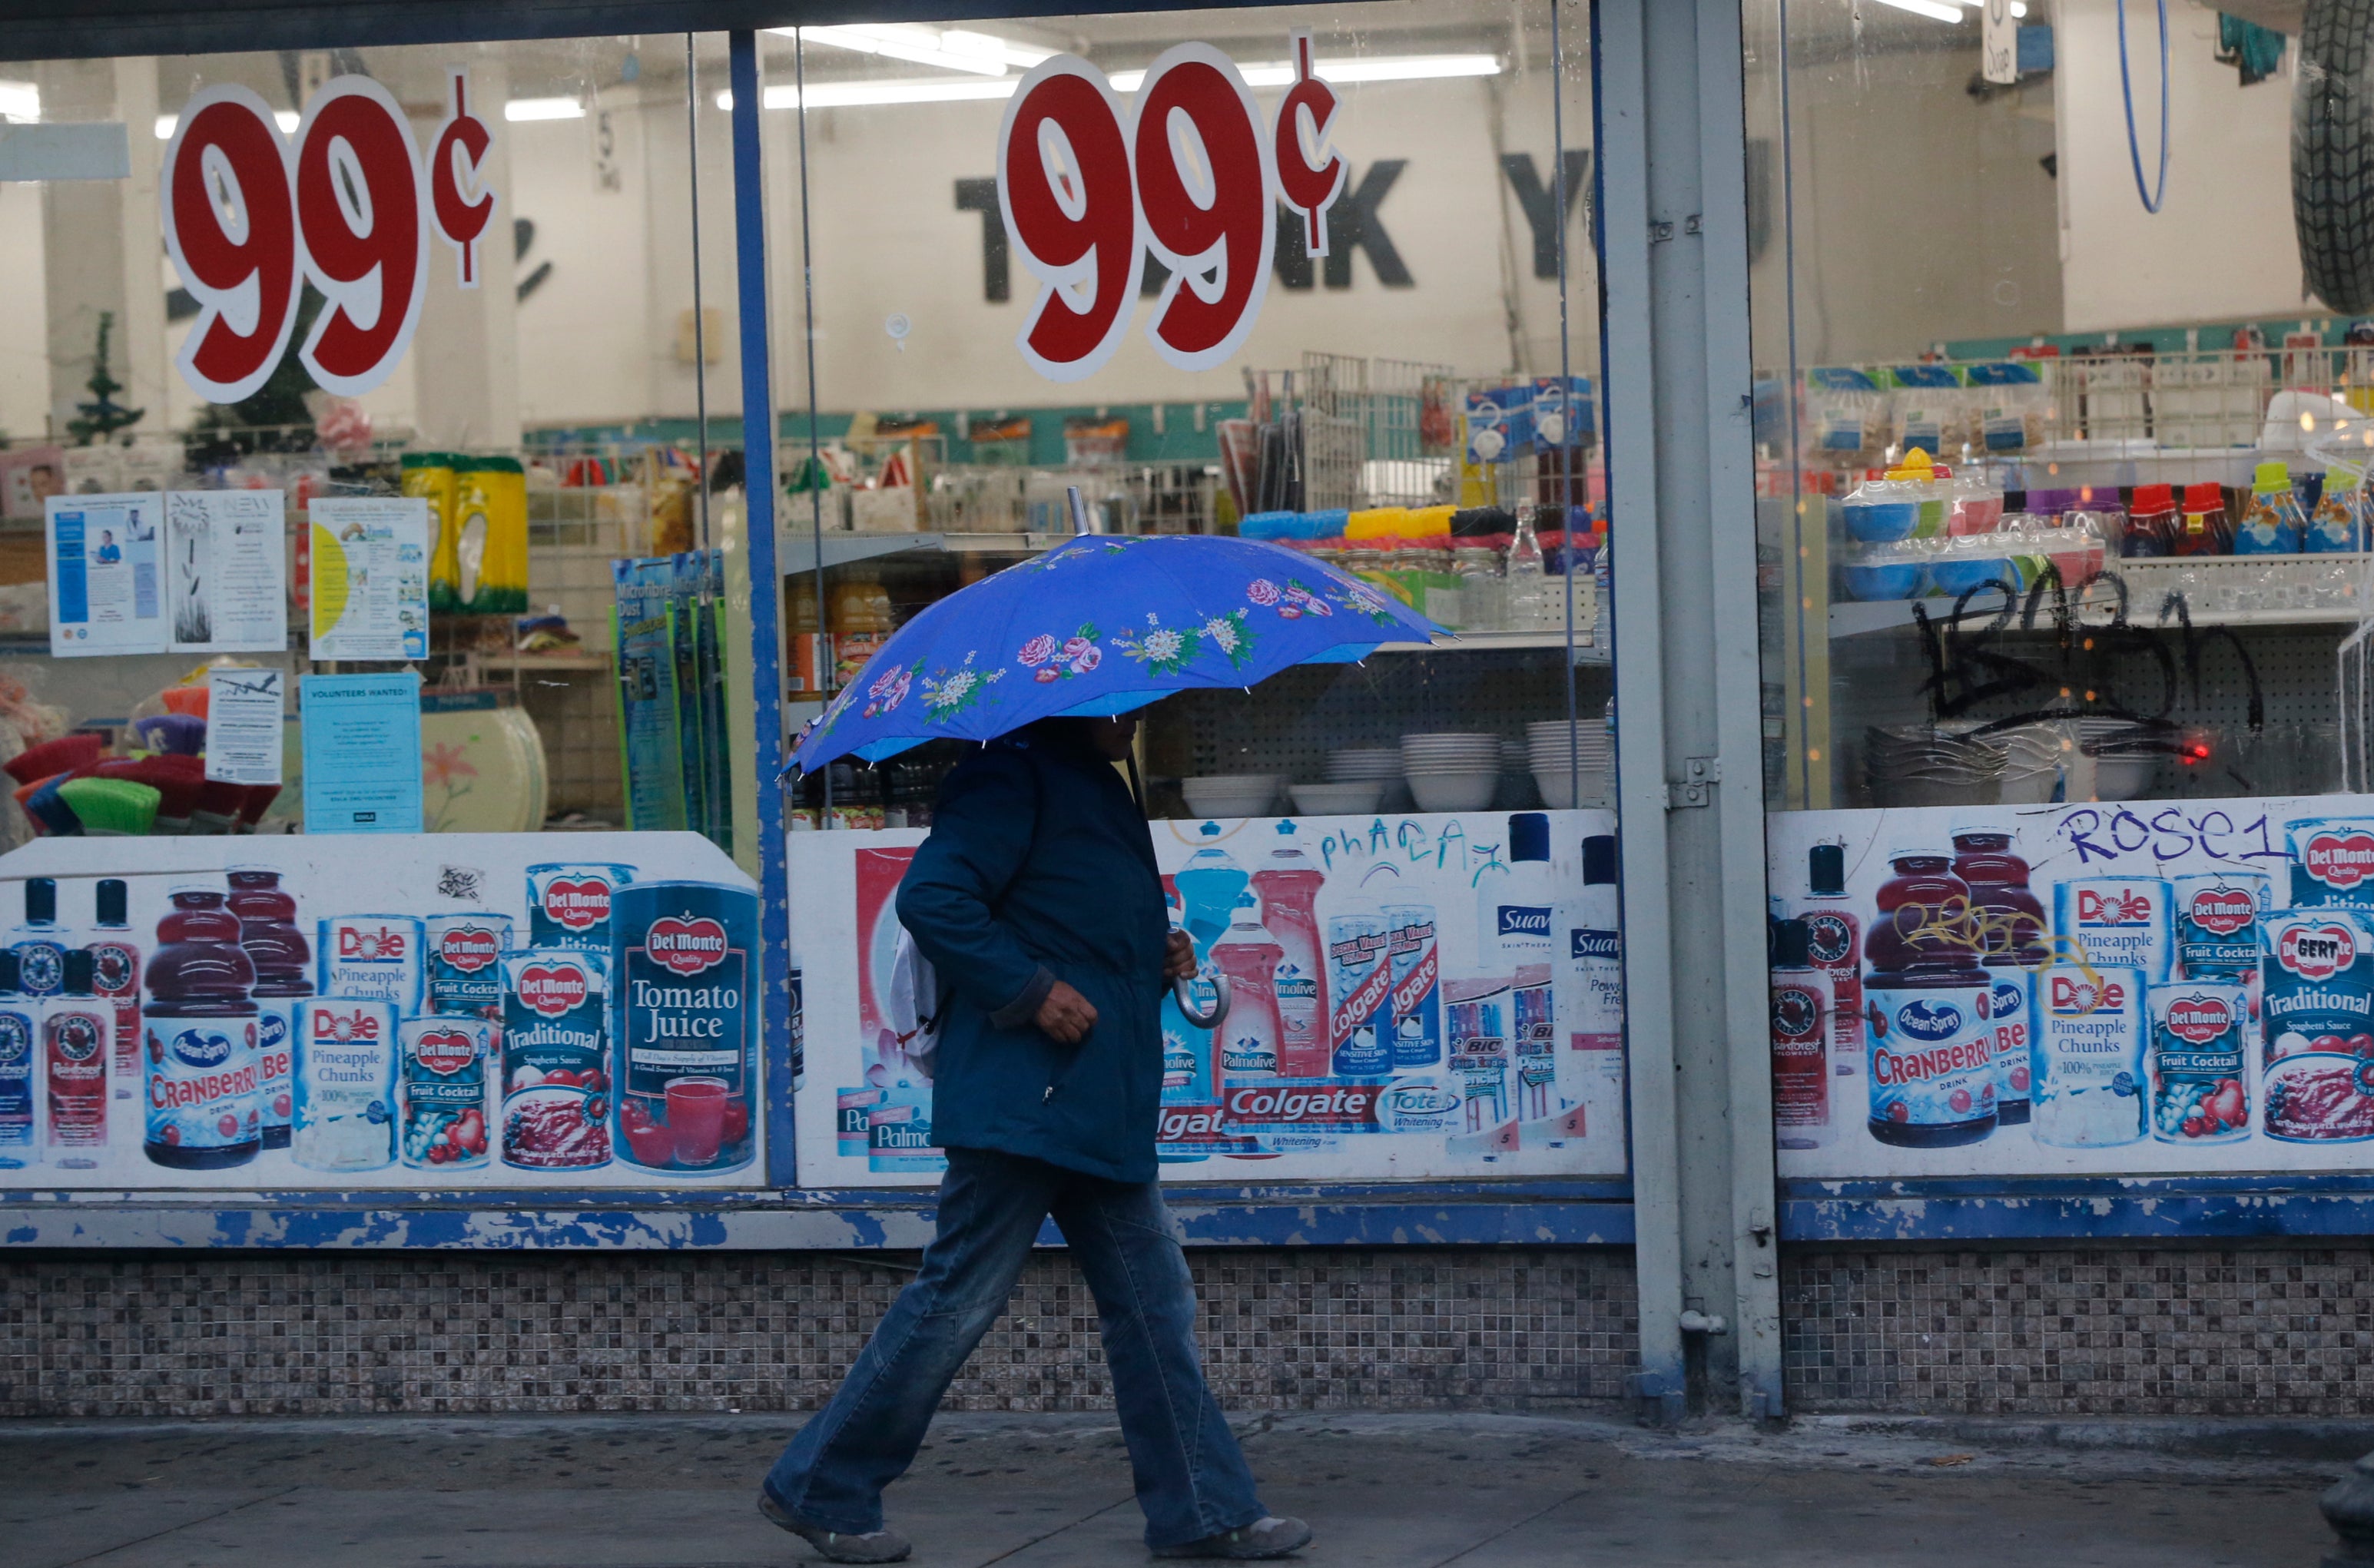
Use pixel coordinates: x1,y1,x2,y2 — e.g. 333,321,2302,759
66,311,144,445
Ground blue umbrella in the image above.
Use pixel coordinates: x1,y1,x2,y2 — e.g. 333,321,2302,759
792,532,1443,770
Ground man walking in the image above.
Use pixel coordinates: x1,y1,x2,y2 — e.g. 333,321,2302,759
760,713,1311,1564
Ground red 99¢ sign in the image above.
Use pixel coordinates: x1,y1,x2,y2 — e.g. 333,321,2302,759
163,72,497,404
998,34,1344,383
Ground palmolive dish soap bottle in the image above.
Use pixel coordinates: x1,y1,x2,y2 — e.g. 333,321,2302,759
1209,893,1285,1085
1251,834,1330,1078
2233,462,2304,555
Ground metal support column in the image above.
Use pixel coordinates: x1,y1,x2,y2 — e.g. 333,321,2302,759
1596,0,1779,1424
728,30,794,1188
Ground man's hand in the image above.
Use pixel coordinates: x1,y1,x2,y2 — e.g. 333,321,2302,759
1163,930,1197,983
1035,980,1098,1045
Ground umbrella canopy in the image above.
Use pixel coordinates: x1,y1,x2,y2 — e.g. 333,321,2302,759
792,533,1442,771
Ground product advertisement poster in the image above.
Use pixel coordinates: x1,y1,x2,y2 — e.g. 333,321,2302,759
0,832,763,1192
791,810,1627,1188
1769,798,2374,1179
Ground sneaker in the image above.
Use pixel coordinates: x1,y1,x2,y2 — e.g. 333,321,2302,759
1153,1517,1314,1560
758,1490,913,1563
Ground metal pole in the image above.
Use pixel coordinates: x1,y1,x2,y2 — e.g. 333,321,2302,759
1554,0,1580,807
726,29,791,1185
687,33,711,556
794,30,831,820
1590,0,1688,1429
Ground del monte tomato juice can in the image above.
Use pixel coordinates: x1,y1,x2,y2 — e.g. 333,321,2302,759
611,882,758,1173
2147,982,2250,1145
2289,817,2374,907
527,863,635,953
425,913,511,1018
500,948,609,1169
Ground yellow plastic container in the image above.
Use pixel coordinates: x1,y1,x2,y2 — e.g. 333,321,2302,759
404,452,461,612
1404,504,1455,538
1344,506,1410,540
451,456,529,615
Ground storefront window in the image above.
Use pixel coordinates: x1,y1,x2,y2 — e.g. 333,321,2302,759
1749,1,2374,1181
766,2,1623,1187
0,37,762,1195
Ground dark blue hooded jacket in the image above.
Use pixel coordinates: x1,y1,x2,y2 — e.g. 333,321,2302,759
894,725,1168,1182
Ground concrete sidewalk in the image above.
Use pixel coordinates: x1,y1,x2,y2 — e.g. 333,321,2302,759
1,1409,2349,1567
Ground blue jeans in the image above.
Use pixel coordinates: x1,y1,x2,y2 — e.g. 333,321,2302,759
764,1148,1267,1549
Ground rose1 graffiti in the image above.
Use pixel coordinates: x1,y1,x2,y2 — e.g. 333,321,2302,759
1907,567,2266,774
2051,804,2293,870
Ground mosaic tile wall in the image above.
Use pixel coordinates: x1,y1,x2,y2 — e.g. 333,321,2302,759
0,1248,1637,1417
1785,1247,2374,1415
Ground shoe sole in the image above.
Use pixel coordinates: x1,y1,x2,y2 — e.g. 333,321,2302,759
756,1491,913,1564
1152,1524,1314,1560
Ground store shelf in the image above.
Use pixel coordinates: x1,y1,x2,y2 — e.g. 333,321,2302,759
780,530,1062,575
1830,554,2374,638
1373,629,1606,660
466,651,614,673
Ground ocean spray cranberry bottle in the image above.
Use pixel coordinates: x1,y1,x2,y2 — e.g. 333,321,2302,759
228,867,311,1149
1862,847,1998,1148
1952,827,2047,1126
142,886,261,1169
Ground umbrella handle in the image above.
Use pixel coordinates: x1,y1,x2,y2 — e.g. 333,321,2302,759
1172,973,1232,1029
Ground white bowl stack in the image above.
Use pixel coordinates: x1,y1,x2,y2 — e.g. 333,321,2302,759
1182,774,1285,819
1528,719,1613,807
1401,732,1504,813
1326,747,1409,811
1290,781,1387,817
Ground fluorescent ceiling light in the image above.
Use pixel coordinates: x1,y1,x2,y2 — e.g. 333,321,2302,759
1110,54,1501,90
154,109,300,139
505,97,585,121
772,23,1035,77
0,81,38,123
1870,0,1965,19
723,48,1503,111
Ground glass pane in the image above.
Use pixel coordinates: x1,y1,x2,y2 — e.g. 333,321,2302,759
0,36,764,1195
771,2,1626,1187
1749,2,2374,1178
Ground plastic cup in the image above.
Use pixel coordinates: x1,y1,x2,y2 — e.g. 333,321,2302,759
665,1078,729,1165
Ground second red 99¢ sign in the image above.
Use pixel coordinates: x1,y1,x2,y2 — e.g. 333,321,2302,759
162,74,499,404
998,35,1346,383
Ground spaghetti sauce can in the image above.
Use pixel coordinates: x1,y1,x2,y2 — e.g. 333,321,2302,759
500,949,611,1170
611,881,758,1174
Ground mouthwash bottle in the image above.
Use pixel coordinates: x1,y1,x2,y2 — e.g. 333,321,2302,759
2233,463,2303,555
11,877,68,1003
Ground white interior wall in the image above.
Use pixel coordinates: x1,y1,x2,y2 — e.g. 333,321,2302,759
1745,25,2063,369
0,181,50,440
2054,0,2303,332
766,67,1596,417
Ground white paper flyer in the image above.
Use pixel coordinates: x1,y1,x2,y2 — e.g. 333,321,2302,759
308,496,429,661
46,491,165,656
166,489,288,653
204,665,287,785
